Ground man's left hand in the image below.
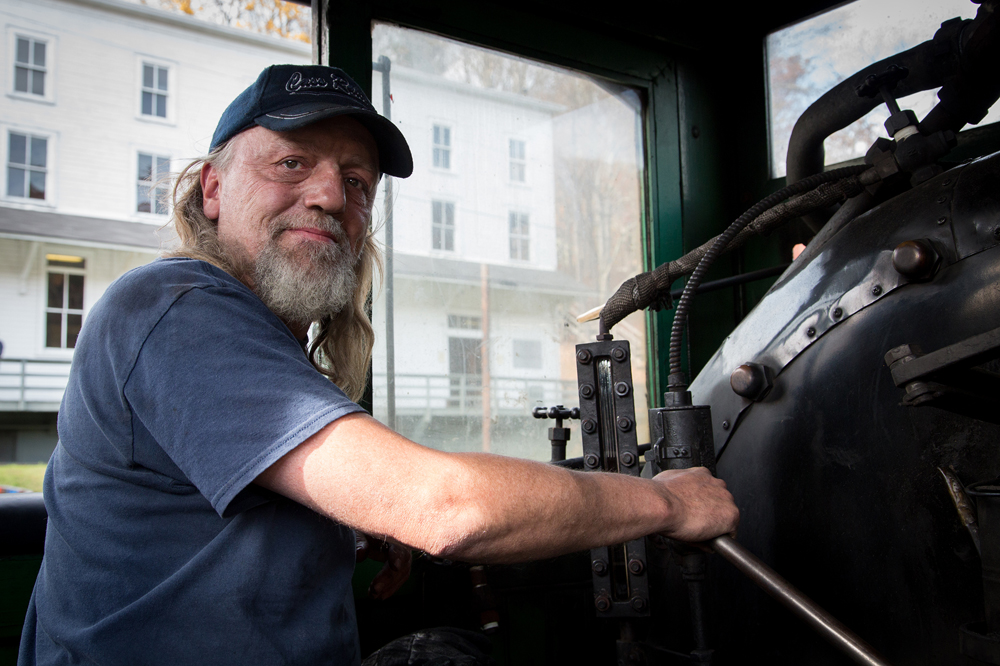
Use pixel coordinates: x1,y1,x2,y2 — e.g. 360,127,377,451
355,532,412,600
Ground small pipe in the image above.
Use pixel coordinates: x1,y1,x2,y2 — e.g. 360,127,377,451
551,443,651,469
669,264,790,301
710,535,892,666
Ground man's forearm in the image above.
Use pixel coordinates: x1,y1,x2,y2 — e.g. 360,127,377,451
386,451,678,563
255,413,738,563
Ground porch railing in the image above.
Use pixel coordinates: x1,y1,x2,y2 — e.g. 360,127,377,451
0,358,73,412
371,373,578,418
0,360,578,420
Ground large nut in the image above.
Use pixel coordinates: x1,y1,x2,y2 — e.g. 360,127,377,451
730,363,773,401
892,239,938,281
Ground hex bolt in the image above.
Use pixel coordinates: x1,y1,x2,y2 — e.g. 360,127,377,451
871,285,883,297
582,419,597,434
722,420,730,430
893,239,939,280
577,349,592,364
612,347,628,362
730,363,773,401
833,307,843,319
614,382,630,397
580,384,595,399
806,327,816,337
884,344,920,368
617,416,633,432
628,558,645,575
621,451,636,466
592,559,608,576
595,594,612,612
630,596,647,612
584,453,600,468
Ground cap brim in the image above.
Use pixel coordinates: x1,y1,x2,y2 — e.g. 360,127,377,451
256,102,413,178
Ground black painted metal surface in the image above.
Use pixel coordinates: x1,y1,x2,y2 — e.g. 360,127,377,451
685,150,1000,664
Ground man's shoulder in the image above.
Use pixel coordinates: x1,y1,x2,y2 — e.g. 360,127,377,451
113,257,244,296
87,258,253,335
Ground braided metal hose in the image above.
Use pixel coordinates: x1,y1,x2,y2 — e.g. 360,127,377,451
596,171,874,336
667,164,872,387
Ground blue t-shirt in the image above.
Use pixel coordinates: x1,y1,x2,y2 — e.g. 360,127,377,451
19,258,366,666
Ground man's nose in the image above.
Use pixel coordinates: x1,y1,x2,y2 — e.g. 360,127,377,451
302,165,346,215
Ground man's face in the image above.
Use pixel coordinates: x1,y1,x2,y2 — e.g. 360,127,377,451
201,116,380,332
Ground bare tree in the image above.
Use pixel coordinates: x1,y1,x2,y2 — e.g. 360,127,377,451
136,0,310,42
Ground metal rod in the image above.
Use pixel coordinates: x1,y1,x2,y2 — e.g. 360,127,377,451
710,535,892,666
374,55,397,431
552,444,651,469
939,466,982,555
669,263,791,301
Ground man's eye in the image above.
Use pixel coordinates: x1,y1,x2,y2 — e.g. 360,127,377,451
346,177,365,190
282,159,301,170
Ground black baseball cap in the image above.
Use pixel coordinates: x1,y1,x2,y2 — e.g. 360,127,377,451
210,64,413,178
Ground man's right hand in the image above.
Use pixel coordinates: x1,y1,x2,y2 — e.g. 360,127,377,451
652,467,739,543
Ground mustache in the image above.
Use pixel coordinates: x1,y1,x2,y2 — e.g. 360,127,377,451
268,215,350,245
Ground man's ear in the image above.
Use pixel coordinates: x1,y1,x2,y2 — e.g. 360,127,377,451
201,162,221,220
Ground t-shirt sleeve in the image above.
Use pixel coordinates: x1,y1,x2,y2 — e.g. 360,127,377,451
123,283,364,517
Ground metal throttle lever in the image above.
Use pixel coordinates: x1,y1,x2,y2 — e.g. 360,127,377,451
650,389,892,666
709,535,892,666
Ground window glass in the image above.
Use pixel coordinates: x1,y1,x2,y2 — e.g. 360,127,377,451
13,35,46,96
767,0,998,177
141,63,168,118
137,152,171,214
431,200,455,251
45,255,85,349
509,211,530,261
509,139,526,182
7,132,46,199
371,24,649,461
47,272,63,309
432,125,451,169
512,339,542,369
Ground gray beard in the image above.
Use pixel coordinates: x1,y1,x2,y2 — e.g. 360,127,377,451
250,217,360,329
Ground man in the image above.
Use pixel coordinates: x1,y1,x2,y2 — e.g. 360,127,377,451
19,65,738,665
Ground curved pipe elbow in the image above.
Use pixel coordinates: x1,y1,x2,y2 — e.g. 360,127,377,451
785,34,960,186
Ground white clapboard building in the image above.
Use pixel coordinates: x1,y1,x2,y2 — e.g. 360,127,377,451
0,0,310,462
0,0,583,464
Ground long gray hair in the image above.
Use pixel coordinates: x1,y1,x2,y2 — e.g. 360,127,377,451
164,142,382,403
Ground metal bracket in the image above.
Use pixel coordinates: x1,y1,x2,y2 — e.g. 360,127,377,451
576,338,650,618
885,325,1000,423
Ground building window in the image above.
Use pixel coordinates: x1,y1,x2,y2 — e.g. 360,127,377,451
141,63,169,118
432,200,455,251
448,337,482,409
7,132,47,200
45,254,85,349
448,314,481,330
509,211,530,261
509,139,526,182
14,36,47,97
432,124,451,169
137,153,170,214
512,339,542,369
